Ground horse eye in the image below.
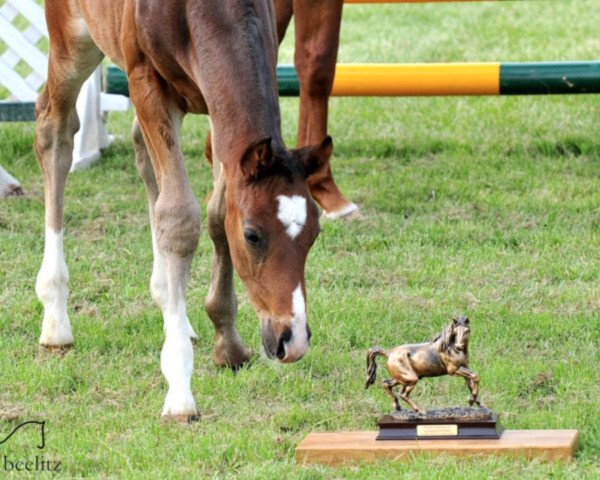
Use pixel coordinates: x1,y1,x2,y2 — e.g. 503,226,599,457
244,229,261,247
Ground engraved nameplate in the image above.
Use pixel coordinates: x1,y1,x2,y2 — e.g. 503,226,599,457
416,424,458,437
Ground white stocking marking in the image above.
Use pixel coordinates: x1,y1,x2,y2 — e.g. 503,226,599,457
36,229,73,346
161,300,197,417
276,195,307,240
150,229,168,309
150,229,197,339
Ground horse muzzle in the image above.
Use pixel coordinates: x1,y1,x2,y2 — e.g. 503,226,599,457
261,319,311,363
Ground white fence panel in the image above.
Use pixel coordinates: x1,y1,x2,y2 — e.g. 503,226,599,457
0,0,129,171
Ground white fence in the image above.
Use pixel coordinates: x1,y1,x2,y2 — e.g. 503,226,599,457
0,0,129,171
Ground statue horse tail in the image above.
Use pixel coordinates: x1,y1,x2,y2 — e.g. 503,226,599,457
365,347,389,389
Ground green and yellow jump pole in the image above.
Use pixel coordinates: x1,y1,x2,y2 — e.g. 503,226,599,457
105,62,600,98
279,62,600,96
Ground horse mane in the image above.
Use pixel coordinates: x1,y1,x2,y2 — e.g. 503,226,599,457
432,322,454,350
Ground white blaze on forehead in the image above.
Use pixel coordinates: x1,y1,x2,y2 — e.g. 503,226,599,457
276,195,307,240
282,284,309,361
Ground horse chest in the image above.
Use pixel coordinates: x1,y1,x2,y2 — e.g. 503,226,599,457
441,350,468,373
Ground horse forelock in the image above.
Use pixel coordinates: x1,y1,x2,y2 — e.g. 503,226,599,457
243,150,306,186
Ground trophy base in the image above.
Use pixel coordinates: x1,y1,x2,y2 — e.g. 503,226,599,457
377,407,501,440
296,429,579,465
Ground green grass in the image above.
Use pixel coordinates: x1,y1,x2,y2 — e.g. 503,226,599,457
1,1,600,478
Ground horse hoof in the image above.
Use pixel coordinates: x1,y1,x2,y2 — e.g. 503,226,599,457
322,202,360,221
1,183,25,198
161,414,200,425
39,344,73,356
214,338,252,370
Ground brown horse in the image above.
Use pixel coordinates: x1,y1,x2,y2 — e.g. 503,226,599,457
203,0,357,220
35,0,329,422
274,0,356,219
365,316,484,413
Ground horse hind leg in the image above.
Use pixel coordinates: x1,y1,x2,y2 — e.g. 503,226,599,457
382,379,401,412
400,382,424,413
132,118,197,340
292,0,358,219
35,13,104,348
204,141,251,368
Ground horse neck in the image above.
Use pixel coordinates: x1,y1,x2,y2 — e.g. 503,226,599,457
191,1,285,163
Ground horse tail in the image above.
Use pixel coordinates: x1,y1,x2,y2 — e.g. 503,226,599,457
365,347,389,389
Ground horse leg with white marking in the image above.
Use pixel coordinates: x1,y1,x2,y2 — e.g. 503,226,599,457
132,117,197,340
126,60,201,421
205,156,251,368
35,15,104,349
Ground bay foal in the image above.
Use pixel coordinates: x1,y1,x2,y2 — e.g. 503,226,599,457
35,0,329,422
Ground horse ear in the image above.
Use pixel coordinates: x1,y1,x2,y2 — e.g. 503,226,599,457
293,136,333,178
241,137,274,180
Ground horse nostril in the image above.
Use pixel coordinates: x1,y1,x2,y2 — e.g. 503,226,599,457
276,328,292,360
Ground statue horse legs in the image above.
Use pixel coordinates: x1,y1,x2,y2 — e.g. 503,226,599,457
382,378,423,413
382,379,400,411
454,366,485,407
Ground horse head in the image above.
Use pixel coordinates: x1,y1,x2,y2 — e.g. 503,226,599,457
222,136,332,363
438,315,471,352
451,315,470,352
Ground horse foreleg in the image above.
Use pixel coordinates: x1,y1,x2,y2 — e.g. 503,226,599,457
132,118,197,340
382,379,401,412
455,367,485,408
127,57,200,421
292,0,358,219
204,134,251,369
35,11,104,349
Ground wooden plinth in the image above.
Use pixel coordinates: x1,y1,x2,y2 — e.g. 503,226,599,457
296,430,579,465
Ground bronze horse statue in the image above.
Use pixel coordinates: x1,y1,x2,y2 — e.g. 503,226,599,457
365,316,484,413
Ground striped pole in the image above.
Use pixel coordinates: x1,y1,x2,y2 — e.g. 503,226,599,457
105,62,600,98
280,62,600,96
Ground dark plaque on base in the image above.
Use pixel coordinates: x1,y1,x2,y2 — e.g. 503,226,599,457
377,407,502,440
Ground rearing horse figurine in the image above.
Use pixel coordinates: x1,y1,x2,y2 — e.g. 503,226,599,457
35,0,330,423
365,316,484,413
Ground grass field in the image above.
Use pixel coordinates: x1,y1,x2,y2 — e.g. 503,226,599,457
1,1,600,478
